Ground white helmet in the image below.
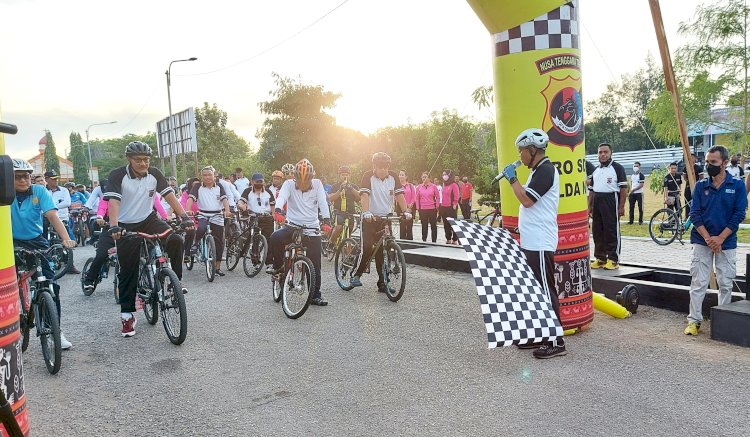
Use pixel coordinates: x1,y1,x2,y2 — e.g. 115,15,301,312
12,158,33,173
515,128,549,149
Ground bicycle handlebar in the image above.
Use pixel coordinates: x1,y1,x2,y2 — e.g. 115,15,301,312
122,228,173,241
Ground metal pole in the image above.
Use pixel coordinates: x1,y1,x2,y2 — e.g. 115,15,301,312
166,65,177,178
85,121,116,182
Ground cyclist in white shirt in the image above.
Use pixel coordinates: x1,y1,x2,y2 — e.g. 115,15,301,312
270,159,332,306
238,173,276,267
186,166,233,277
234,167,251,193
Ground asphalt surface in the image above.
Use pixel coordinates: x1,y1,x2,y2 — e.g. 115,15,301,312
23,244,750,436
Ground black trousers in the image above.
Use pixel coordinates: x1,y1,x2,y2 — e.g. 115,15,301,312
628,192,643,224
195,218,225,261
85,229,114,283
592,192,620,263
257,216,275,264
270,227,322,298
396,204,414,240
684,184,692,220
117,213,184,313
419,209,438,242
354,220,388,285
522,249,561,322
459,199,472,220
440,205,458,241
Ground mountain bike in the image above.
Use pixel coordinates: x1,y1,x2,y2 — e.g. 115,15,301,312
122,228,187,345
80,244,120,304
470,200,502,227
334,214,407,302
14,247,62,374
649,200,692,246
322,212,359,261
44,226,73,279
271,222,317,318
189,213,222,282
70,209,88,246
227,212,269,278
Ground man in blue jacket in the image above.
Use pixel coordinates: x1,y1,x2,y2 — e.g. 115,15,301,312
685,145,748,335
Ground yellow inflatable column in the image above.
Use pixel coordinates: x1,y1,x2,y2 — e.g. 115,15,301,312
0,111,30,435
467,0,593,330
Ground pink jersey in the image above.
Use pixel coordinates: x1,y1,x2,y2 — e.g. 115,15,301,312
401,183,416,207
439,182,460,208
415,183,439,210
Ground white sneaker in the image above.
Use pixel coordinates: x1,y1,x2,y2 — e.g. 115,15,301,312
60,332,72,350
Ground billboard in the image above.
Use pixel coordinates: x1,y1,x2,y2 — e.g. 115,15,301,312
156,107,197,158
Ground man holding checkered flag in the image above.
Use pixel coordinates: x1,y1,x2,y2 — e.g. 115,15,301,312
498,128,567,359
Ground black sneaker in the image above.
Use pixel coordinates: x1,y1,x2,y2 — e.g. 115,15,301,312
377,283,387,293
68,267,81,275
532,339,567,359
215,270,225,277
516,341,544,350
82,279,96,296
311,297,328,306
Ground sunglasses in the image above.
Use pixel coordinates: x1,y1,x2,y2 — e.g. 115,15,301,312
131,157,150,164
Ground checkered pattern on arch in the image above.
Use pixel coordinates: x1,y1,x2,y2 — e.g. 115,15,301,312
494,1,579,57
448,219,563,348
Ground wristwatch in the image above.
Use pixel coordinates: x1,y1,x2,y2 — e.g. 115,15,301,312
508,176,518,184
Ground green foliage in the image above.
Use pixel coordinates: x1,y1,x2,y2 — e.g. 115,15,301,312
195,102,250,174
89,133,157,180
583,56,668,154
43,131,60,174
69,131,90,185
649,166,667,196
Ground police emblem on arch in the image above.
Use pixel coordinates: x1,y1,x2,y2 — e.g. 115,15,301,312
541,75,584,151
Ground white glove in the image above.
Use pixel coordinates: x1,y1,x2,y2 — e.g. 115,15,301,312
403,212,413,221
362,211,374,222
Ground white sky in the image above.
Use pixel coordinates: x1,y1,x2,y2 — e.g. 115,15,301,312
1,0,705,160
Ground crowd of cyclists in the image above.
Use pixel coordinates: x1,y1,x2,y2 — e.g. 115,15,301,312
10,140,418,344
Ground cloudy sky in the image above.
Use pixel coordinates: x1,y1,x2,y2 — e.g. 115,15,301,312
1,0,704,159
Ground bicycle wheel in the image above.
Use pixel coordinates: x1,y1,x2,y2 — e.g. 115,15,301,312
48,245,71,280
139,259,158,325
272,273,282,302
113,260,120,304
76,220,86,246
281,256,315,319
38,290,62,375
159,268,187,345
19,280,31,353
334,238,360,291
382,240,407,302
649,208,678,246
225,233,242,272
243,234,267,278
81,257,95,296
205,235,216,282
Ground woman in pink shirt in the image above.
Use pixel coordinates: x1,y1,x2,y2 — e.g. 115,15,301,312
398,170,416,240
415,171,439,243
439,169,460,245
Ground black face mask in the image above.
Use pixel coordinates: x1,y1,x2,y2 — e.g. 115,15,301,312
253,183,264,190
706,163,722,177
731,160,738,166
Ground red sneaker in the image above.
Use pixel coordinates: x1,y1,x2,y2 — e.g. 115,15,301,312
121,315,137,337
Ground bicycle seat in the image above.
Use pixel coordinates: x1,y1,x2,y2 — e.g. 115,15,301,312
470,209,480,213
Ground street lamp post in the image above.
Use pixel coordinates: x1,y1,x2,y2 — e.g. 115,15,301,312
166,57,197,179
85,120,117,182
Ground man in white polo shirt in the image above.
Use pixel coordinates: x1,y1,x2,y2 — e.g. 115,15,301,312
499,128,566,359
187,166,233,277
628,161,645,225
589,142,628,270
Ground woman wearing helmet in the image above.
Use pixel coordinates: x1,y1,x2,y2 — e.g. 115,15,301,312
498,127,567,359
10,158,77,349
269,158,332,306
281,163,296,180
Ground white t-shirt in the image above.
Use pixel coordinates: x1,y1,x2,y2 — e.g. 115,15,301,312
48,186,71,220
519,158,559,252
275,179,330,235
234,177,250,194
630,172,645,194
240,187,276,215
189,183,227,226
218,179,241,208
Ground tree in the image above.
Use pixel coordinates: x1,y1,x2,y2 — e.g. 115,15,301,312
43,130,60,174
68,131,91,185
677,0,750,155
195,102,250,175
256,73,344,177
89,133,157,180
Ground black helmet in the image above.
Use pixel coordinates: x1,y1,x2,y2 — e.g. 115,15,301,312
372,152,391,166
64,182,75,188
125,141,152,157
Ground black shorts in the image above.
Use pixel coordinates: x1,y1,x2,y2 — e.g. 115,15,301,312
335,212,356,229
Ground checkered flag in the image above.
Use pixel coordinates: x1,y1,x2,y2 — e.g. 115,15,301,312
448,218,563,348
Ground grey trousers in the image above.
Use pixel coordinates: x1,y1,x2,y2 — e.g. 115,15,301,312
688,243,736,324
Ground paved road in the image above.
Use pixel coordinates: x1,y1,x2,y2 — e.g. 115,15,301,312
23,245,750,436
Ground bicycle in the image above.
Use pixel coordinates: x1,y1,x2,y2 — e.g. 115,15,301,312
80,244,120,304
122,228,187,345
649,200,692,246
14,247,62,374
70,208,88,246
227,212,269,278
43,225,73,280
270,222,318,318
187,213,223,282
334,214,407,302
322,212,360,261
470,200,502,227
